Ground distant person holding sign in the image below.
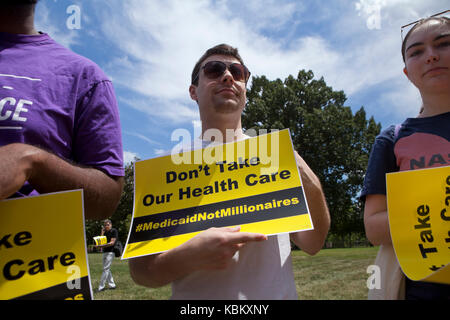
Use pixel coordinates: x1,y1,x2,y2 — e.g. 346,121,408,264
129,44,331,299
0,0,124,219
94,220,118,291
361,12,450,299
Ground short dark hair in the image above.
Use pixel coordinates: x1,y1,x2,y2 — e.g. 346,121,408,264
401,16,450,62
191,44,245,85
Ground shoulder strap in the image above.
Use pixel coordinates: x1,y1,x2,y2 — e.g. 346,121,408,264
393,124,402,140
392,124,403,171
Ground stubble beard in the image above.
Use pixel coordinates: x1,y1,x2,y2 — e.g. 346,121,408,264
211,93,244,114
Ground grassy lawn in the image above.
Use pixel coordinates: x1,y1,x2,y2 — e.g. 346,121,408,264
292,246,379,300
88,253,171,300
88,246,378,300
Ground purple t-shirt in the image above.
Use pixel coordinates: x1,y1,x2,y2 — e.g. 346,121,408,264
0,32,124,197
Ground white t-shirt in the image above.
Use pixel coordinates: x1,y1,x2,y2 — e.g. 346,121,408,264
172,233,298,300
169,136,298,300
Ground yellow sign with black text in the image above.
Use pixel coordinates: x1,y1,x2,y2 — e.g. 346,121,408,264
386,166,450,284
0,190,93,300
122,129,313,259
93,236,107,246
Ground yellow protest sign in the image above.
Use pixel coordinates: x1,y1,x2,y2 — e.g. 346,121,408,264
386,166,450,284
0,190,93,300
122,129,313,259
93,236,107,246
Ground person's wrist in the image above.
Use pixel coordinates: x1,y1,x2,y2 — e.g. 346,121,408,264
165,240,200,275
5,144,41,182
19,144,45,182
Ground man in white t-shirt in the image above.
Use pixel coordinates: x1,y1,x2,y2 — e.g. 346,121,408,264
129,44,330,299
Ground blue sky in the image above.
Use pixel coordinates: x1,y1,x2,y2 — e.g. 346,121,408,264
35,0,448,164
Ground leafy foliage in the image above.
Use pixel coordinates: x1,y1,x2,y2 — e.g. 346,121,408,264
243,70,381,236
85,161,135,244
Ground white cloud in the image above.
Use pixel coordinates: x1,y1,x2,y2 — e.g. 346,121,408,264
34,1,79,49
221,0,305,33
94,0,447,127
123,150,139,164
123,130,161,146
119,97,199,125
98,0,342,123
153,149,167,156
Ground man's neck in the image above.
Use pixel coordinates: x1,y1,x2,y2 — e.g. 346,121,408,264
200,116,246,143
0,5,38,35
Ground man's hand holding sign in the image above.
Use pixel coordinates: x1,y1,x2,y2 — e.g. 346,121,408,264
127,131,327,290
128,42,330,301
124,130,317,253
134,226,267,288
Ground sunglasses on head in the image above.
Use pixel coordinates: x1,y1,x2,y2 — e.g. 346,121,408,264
194,61,251,84
401,9,450,41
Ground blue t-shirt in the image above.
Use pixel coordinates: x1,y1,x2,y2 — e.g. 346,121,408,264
361,111,450,198
361,111,450,300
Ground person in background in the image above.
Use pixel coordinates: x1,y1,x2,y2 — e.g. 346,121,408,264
94,219,118,291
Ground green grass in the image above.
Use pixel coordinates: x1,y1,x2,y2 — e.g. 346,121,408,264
88,246,378,300
292,246,379,300
88,253,171,300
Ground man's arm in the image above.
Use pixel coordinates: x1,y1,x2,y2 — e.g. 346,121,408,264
129,226,267,288
0,143,123,220
95,237,116,249
289,151,330,255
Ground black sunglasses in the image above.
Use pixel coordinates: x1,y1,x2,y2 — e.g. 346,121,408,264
193,61,251,84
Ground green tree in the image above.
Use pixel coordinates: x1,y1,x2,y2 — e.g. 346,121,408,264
243,70,381,237
85,160,136,245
